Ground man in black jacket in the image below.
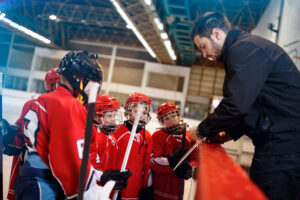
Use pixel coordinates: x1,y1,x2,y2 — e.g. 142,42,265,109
189,12,300,200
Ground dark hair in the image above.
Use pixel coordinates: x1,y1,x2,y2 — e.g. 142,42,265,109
191,12,231,39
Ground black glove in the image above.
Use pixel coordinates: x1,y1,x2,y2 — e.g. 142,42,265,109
100,169,132,190
0,119,23,155
167,148,189,169
174,162,193,180
138,186,153,200
0,119,19,145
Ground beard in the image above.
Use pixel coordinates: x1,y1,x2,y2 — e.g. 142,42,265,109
210,38,222,60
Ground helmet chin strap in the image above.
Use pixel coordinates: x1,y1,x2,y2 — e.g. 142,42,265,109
163,122,184,135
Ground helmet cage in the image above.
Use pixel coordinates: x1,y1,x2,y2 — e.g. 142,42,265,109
159,110,184,135
125,102,152,126
95,109,123,134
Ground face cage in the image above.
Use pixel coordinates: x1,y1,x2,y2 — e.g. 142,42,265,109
125,102,152,126
95,109,123,134
159,110,184,135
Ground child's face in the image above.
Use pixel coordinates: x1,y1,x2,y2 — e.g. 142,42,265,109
129,104,148,122
162,111,180,128
96,111,117,126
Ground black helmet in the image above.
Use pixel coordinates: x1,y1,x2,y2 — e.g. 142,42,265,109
57,50,103,104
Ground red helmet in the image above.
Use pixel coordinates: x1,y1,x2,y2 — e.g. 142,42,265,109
125,92,151,109
157,101,183,135
124,92,152,125
44,67,60,92
95,94,120,114
95,94,122,134
156,101,179,121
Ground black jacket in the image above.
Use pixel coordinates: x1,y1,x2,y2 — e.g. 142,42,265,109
197,28,300,154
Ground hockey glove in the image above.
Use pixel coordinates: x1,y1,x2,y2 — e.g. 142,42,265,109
167,148,189,169
100,169,132,190
174,162,193,180
138,186,154,200
0,119,23,155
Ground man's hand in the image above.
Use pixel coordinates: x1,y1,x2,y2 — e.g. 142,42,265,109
100,169,132,190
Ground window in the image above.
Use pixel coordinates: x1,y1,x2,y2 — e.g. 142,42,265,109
147,72,184,92
112,60,144,86
4,75,28,91
8,46,34,70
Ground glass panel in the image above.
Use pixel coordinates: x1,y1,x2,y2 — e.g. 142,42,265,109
4,75,28,91
112,59,144,86
35,57,61,71
147,72,184,92
8,46,34,69
0,44,9,66
183,102,207,120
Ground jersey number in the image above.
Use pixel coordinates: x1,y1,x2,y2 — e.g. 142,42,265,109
24,110,40,150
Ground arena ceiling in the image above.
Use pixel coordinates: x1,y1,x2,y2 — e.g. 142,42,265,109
0,0,270,65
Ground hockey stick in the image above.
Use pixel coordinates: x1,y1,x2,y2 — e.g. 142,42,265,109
112,103,144,200
178,124,186,200
173,139,204,171
0,72,3,200
77,82,101,200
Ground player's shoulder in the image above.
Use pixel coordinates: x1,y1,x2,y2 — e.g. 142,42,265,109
22,99,36,112
152,129,167,139
113,124,128,139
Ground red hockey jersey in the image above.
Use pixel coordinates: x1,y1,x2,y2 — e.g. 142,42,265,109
151,129,197,200
7,99,36,200
22,86,100,198
113,124,152,199
94,130,118,171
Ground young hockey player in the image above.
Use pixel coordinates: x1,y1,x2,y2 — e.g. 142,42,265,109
113,92,153,199
13,51,131,199
44,67,61,92
151,101,197,200
93,94,122,171
2,67,60,200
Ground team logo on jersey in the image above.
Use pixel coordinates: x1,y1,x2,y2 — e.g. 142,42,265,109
24,118,30,129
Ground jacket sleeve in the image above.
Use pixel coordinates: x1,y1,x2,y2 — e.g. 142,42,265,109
150,132,174,174
198,42,273,138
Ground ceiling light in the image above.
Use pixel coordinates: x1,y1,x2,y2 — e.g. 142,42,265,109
126,24,132,29
160,32,168,40
164,40,177,60
0,13,51,44
49,14,57,20
157,23,163,30
144,0,152,6
0,13,5,20
110,0,156,58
